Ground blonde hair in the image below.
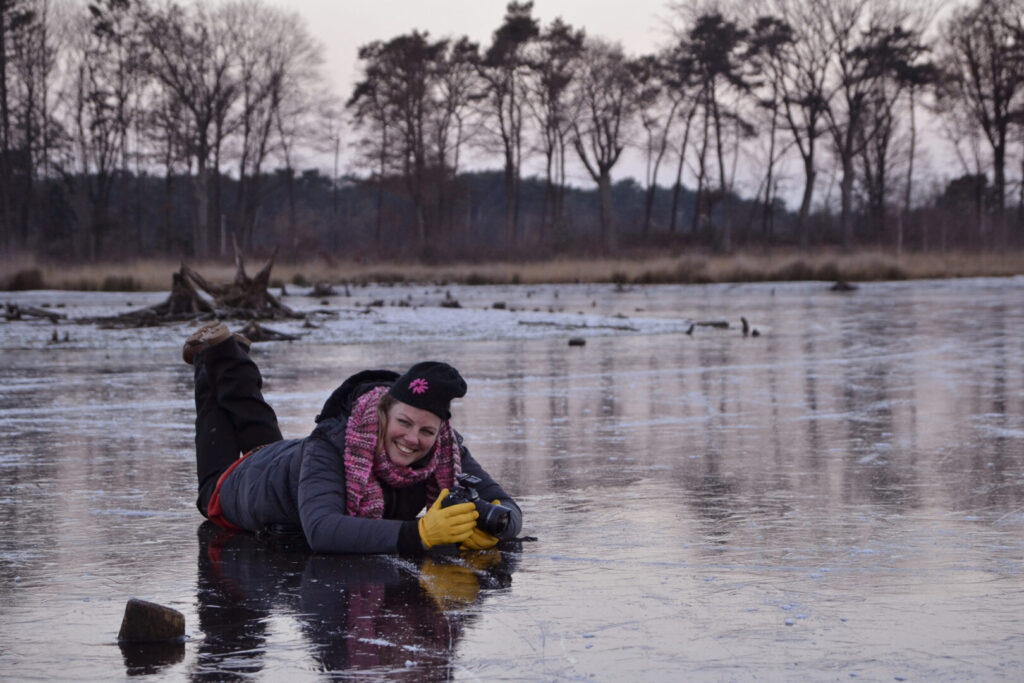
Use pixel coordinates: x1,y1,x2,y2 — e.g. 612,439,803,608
375,392,398,456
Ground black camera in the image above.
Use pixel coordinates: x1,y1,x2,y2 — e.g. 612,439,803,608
442,473,512,536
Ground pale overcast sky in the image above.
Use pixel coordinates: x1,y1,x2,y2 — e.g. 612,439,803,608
261,1,956,208
274,1,680,184
282,0,677,95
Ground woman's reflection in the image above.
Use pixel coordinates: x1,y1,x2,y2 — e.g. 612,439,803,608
191,522,518,679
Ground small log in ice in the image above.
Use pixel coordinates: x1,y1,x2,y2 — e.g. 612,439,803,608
117,598,185,643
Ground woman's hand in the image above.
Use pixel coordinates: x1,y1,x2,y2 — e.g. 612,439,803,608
459,500,502,550
460,527,499,550
418,489,478,548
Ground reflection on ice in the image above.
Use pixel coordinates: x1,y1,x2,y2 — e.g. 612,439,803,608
191,522,519,680
0,278,1022,679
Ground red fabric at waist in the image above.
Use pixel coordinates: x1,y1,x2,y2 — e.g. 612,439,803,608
207,448,260,531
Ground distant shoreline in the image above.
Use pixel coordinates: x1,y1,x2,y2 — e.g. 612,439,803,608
3,248,1023,292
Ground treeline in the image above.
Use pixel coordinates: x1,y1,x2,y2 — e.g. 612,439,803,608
1,0,1023,263
0,0,327,261
33,163,708,260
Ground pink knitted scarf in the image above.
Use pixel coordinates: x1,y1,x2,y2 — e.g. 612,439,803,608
343,385,461,519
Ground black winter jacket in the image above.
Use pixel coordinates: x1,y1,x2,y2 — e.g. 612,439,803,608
217,370,522,554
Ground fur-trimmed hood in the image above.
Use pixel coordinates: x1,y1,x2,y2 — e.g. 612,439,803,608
315,369,399,423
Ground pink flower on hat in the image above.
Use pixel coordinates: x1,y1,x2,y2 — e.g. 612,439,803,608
409,378,429,394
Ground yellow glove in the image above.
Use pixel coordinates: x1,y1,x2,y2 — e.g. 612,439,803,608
459,500,502,550
418,489,478,549
460,527,499,550
419,559,480,609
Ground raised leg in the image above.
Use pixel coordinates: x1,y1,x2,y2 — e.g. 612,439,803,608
193,336,283,515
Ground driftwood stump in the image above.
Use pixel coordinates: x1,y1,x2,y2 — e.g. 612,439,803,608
179,238,300,320
126,270,216,324
89,268,217,327
92,238,303,327
163,271,216,316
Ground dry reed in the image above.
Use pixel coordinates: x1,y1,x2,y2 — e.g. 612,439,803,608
2,248,1023,291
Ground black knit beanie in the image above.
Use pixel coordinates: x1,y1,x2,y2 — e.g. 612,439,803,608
388,361,467,420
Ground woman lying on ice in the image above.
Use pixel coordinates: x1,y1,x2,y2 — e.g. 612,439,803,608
184,321,522,554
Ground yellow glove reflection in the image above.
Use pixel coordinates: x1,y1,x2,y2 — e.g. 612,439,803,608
418,489,478,549
419,559,480,609
461,548,503,572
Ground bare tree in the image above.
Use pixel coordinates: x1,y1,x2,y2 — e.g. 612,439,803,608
350,31,448,248
525,16,584,245
855,20,934,242
63,0,147,260
661,37,699,235
940,0,1024,242
2,0,61,252
746,15,795,240
821,0,900,250
258,6,326,252
678,11,751,250
11,0,60,251
753,0,833,249
430,36,480,238
141,0,239,259
477,1,538,250
0,0,35,251
570,38,638,250
222,0,274,251
348,41,394,247
632,52,680,236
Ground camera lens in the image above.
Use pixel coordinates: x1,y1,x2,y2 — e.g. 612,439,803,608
478,501,510,535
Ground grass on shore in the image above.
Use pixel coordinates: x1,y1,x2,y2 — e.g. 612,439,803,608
2,248,1023,292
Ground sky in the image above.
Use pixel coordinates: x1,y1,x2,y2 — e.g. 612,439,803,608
285,0,678,95
271,0,681,184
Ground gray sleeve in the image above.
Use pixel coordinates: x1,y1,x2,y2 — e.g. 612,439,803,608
460,446,523,540
296,435,406,554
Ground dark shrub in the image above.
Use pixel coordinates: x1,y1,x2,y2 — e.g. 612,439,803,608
101,275,140,292
5,268,46,290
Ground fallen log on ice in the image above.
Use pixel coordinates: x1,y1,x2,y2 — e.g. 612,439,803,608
2,302,67,323
238,320,301,342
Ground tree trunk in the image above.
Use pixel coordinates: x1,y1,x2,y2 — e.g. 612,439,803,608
0,18,10,251
212,121,224,256
692,105,710,236
643,182,657,237
503,152,516,249
598,171,615,251
642,100,678,237
286,167,297,246
195,161,210,259
840,155,854,251
993,139,1006,247
669,158,684,234
763,97,779,240
797,158,815,251
557,130,570,235
669,106,696,234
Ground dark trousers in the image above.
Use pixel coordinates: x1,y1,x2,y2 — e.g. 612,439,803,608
194,338,283,516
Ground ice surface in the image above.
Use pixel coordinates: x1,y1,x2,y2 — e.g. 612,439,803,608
1,278,1022,680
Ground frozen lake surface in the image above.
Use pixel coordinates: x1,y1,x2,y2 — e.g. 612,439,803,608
1,278,1022,680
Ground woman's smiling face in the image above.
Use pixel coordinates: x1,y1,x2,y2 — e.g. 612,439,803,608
383,401,441,466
